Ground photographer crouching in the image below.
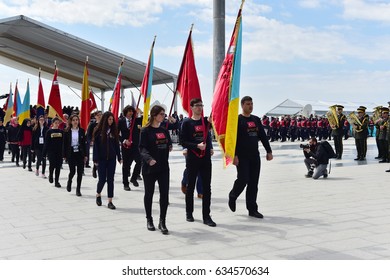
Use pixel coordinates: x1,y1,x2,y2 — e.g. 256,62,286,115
302,137,330,179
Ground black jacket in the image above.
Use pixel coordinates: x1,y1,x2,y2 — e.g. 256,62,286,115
63,128,86,159
32,126,49,150
93,131,121,162
304,143,329,165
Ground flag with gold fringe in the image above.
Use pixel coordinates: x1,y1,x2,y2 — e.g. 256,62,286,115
80,58,90,130
211,1,244,166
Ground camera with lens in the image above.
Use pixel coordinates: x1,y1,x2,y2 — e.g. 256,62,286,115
300,144,310,149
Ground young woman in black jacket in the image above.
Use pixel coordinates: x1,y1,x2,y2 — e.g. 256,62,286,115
93,111,122,210
63,114,87,196
139,105,172,234
32,115,49,178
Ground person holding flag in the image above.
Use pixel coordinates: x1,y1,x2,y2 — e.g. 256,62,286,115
180,98,216,227
228,96,273,219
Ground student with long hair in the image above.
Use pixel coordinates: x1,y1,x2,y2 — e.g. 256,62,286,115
63,114,87,196
18,118,33,171
93,111,122,210
32,115,48,178
43,117,64,188
139,105,172,234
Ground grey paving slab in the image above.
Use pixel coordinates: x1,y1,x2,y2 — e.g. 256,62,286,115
0,137,390,260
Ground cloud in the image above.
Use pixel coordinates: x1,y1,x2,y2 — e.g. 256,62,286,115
298,0,322,9
0,0,209,26
342,0,390,22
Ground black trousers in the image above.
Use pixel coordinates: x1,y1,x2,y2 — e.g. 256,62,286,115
355,138,367,159
35,148,46,174
96,159,116,198
143,170,170,220
333,135,343,158
67,152,84,190
376,138,382,157
229,155,261,213
0,141,5,161
21,145,32,168
121,147,141,186
185,156,212,220
48,154,62,183
9,143,20,163
378,139,389,160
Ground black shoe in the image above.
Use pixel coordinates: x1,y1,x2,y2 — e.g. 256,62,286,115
92,167,97,178
124,185,131,191
379,159,388,163
28,167,33,172
386,169,390,173
336,156,342,160
48,175,53,183
186,213,194,222
249,211,264,219
108,202,116,210
375,156,382,159
305,171,313,178
323,173,328,178
228,197,236,212
130,179,139,187
54,182,61,188
203,217,217,227
158,219,169,235
16,162,20,167
354,158,360,161
147,219,156,231
23,164,26,169
137,175,142,180
359,157,366,161
66,181,71,192
76,191,82,197
96,196,102,206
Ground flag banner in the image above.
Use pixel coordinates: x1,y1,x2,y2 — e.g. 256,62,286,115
13,81,21,118
80,60,90,130
131,91,137,108
141,37,156,127
89,90,97,113
36,71,46,118
211,1,243,166
110,59,124,122
176,26,202,118
3,83,13,124
18,80,31,124
47,67,65,121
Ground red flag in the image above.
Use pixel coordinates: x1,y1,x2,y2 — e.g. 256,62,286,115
13,81,20,117
110,59,124,122
176,27,202,118
36,71,46,118
80,60,90,130
47,67,65,121
89,90,97,113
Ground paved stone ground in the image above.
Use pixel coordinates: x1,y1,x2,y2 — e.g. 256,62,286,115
0,137,389,260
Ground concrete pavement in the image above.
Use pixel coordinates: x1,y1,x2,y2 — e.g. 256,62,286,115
0,137,390,260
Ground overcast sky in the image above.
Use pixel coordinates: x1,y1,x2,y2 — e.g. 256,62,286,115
1,0,390,116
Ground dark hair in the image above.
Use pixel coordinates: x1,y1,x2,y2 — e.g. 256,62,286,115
65,114,80,132
33,115,46,132
52,117,60,124
309,137,317,144
145,105,165,127
122,105,136,117
241,96,252,105
190,98,203,107
93,111,118,144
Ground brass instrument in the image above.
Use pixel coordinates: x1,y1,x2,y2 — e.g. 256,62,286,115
326,105,339,128
348,111,362,130
372,106,382,123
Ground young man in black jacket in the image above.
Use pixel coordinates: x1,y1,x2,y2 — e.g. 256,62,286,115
228,96,273,219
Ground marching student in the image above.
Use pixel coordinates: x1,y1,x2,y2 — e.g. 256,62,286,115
63,114,87,196
43,117,64,188
93,111,122,210
180,98,216,227
139,105,172,234
32,115,48,178
18,118,33,171
7,117,20,166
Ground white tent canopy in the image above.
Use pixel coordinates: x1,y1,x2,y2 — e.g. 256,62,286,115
266,99,381,117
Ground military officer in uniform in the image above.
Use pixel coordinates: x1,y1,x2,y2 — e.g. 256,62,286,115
354,106,369,161
331,105,346,159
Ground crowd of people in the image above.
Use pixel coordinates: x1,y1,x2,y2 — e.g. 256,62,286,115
1,99,390,235
0,96,274,236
